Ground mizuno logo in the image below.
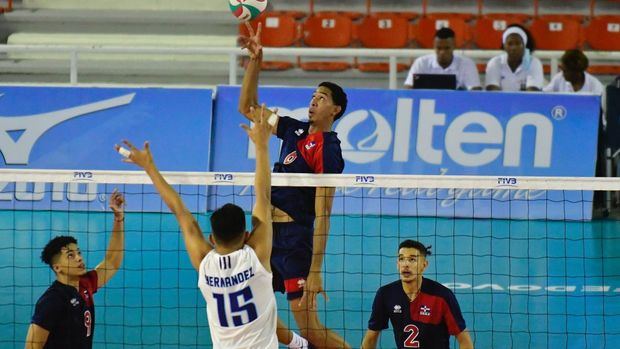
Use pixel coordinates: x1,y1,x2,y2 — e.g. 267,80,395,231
0,93,135,165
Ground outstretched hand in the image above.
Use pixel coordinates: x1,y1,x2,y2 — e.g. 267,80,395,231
109,189,125,219
239,22,263,60
241,104,274,146
115,140,154,170
299,271,328,311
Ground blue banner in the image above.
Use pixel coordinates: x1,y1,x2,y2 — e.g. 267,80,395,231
0,85,213,212
212,86,601,220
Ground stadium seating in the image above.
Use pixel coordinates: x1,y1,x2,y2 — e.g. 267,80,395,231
415,16,472,48
473,14,529,49
585,15,620,50
584,16,620,75
299,12,353,71
530,17,583,50
240,13,300,70
355,13,410,72
427,12,475,22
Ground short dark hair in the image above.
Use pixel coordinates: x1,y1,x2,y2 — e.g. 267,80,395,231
561,49,589,72
318,81,347,121
210,203,246,243
398,239,432,257
435,27,455,39
41,236,77,268
503,24,536,52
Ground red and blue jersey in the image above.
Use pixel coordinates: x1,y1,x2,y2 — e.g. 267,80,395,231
368,278,467,349
271,116,344,227
31,271,98,349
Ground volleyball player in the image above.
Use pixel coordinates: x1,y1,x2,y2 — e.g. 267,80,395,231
361,240,474,349
25,191,125,349
239,22,350,349
119,104,278,348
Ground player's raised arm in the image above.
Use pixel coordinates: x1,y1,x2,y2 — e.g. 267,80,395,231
238,22,279,133
238,22,262,120
116,140,211,271
94,190,125,288
243,104,273,269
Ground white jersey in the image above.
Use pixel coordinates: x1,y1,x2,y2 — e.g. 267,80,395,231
198,245,277,349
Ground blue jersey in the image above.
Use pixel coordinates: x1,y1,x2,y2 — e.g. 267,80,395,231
368,278,467,349
31,271,98,349
271,116,344,227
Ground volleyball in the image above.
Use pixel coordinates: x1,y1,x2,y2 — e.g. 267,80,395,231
229,0,268,22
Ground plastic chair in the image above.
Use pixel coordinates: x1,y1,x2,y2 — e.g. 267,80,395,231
473,14,528,49
355,13,410,72
415,16,472,48
299,13,353,71
530,17,583,50
585,16,620,50
239,13,300,70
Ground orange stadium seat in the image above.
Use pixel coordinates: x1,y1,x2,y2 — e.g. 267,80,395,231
585,16,620,74
474,14,528,49
530,17,583,50
300,13,353,71
240,13,301,70
355,13,410,72
585,16,620,50
538,14,586,23
269,10,307,20
415,16,472,48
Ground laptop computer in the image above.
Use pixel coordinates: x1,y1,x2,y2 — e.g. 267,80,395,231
412,73,457,90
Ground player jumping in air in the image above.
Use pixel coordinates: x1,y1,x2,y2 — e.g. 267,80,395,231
239,22,350,349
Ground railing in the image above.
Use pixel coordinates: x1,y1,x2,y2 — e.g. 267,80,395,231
0,45,619,88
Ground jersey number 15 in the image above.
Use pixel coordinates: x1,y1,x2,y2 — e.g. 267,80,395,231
213,286,258,327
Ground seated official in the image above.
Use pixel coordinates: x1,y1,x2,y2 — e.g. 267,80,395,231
485,24,544,92
544,49,604,95
404,28,481,90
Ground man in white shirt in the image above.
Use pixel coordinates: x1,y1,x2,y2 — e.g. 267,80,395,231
404,27,481,90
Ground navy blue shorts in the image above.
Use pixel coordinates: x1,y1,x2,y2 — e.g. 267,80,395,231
271,222,313,300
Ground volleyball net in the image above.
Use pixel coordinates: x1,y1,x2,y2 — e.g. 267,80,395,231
1,169,619,348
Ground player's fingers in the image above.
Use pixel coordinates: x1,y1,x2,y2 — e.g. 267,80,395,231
240,124,251,134
122,139,137,150
259,103,267,123
245,22,255,37
320,289,329,302
121,158,134,164
256,23,262,44
144,141,150,152
299,291,308,308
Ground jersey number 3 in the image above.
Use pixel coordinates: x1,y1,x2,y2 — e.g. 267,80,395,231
213,286,258,327
403,324,420,348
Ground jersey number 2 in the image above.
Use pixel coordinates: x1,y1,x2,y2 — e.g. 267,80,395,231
213,286,258,327
403,324,420,348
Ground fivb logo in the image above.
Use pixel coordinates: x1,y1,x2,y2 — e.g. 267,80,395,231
0,93,135,165
335,98,554,167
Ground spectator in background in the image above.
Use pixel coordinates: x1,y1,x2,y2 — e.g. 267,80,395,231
485,24,544,91
544,49,604,95
404,28,481,90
